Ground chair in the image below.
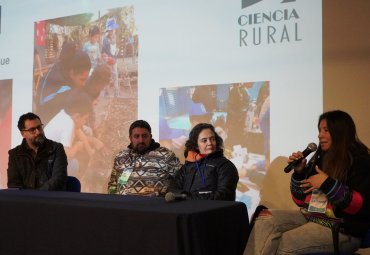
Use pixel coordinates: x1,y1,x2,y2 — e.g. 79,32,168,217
331,223,370,255
246,205,268,242
66,176,81,192
360,230,370,249
305,225,370,255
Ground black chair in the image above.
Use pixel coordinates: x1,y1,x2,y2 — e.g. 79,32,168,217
305,224,370,255
360,230,370,250
66,176,81,192
330,222,370,255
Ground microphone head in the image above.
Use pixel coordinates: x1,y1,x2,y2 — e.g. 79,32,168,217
307,142,318,152
165,192,175,203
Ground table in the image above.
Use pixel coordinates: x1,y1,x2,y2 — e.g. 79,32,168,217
0,190,249,255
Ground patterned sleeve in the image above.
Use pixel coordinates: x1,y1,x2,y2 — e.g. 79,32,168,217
165,150,182,176
321,154,370,215
290,172,308,206
293,154,370,216
320,178,355,213
107,156,119,194
290,159,316,206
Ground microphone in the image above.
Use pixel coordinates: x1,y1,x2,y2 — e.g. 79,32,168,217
165,192,187,203
284,143,318,173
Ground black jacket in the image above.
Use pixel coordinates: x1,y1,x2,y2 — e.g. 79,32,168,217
7,138,68,190
170,151,239,201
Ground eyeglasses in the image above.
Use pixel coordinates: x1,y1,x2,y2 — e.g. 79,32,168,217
22,124,44,134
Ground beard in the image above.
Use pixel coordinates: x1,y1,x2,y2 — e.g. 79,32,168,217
133,143,149,154
32,134,46,147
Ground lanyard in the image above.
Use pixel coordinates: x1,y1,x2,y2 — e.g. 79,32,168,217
195,160,207,188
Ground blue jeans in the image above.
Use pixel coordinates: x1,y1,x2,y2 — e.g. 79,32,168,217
244,209,361,255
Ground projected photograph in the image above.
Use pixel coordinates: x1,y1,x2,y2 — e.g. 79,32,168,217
0,79,12,189
32,6,138,193
159,81,270,213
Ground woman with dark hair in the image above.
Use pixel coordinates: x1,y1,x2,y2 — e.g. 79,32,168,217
169,123,239,201
245,110,370,254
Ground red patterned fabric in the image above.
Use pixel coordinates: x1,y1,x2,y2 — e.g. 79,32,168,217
35,21,46,46
343,190,363,214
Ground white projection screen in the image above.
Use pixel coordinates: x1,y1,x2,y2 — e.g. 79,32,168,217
0,0,324,218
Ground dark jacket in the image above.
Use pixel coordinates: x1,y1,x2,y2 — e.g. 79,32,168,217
170,151,239,201
291,150,370,237
7,138,68,190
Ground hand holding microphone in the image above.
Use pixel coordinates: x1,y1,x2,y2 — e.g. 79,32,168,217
284,143,317,173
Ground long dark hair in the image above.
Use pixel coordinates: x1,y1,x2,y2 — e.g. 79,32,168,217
319,110,369,181
184,123,223,157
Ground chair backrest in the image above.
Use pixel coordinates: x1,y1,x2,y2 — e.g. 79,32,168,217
360,229,370,248
66,176,81,192
259,156,296,210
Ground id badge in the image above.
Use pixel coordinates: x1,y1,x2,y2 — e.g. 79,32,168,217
118,167,133,185
308,189,328,214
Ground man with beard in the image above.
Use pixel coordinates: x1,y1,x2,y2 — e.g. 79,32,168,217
7,112,67,190
108,120,181,196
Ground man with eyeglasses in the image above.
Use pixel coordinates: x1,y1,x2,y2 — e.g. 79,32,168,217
7,112,67,190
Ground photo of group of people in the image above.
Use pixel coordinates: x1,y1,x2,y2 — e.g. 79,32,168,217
0,80,12,189
32,6,138,193
3,4,270,216
159,81,270,214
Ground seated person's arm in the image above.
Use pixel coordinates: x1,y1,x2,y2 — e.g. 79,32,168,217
7,152,24,189
40,143,68,191
211,160,239,201
107,161,119,194
165,151,182,176
169,165,186,194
